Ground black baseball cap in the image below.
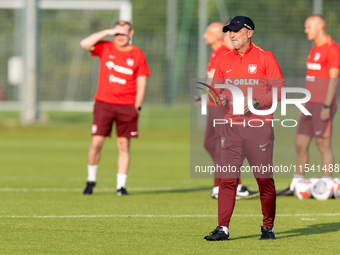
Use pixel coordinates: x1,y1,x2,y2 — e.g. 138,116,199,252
222,16,255,32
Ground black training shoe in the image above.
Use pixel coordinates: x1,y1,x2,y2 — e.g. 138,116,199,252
116,187,130,196
83,181,96,195
204,227,229,241
277,187,294,196
259,226,275,240
236,185,259,199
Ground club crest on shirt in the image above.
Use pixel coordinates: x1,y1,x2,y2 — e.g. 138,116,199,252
126,58,134,67
314,52,321,61
248,64,257,74
221,137,225,148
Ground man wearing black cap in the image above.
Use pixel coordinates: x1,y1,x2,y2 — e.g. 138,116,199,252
203,16,286,241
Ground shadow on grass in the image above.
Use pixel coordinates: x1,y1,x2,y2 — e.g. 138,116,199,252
232,222,340,240
276,222,340,239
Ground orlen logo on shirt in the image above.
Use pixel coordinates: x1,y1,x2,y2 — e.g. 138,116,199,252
105,61,133,75
307,62,321,70
225,78,259,86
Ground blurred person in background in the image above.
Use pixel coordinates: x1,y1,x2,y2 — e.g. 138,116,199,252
80,20,150,196
278,15,340,196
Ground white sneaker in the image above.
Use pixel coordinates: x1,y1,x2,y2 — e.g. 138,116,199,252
236,184,259,199
211,186,219,199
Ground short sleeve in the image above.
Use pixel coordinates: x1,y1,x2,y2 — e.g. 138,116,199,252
136,50,151,77
328,45,340,69
91,41,108,57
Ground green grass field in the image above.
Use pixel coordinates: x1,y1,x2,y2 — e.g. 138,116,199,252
0,106,339,254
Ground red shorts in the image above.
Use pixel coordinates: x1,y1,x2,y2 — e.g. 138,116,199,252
91,101,138,138
297,103,337,138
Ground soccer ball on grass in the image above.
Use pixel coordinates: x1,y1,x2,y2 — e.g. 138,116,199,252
294,180,312,200
311,179,334,200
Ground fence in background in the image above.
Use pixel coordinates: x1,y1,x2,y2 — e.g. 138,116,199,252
0,0,340,120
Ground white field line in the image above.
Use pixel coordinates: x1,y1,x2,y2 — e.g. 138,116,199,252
0,187,175,192
0,213,340,219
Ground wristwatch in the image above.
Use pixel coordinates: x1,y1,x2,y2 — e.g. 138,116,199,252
253,98,260,109
323,104,331,109
137,106,142,111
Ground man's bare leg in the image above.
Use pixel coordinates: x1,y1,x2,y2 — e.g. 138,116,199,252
84,135,106,194
116,137,131,194
88,135,106,166
277,134,312,196
315,137,334,178
295,134,312,174
290,134,313,189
